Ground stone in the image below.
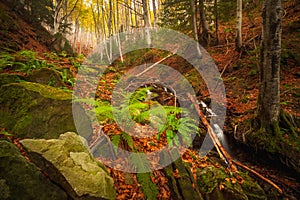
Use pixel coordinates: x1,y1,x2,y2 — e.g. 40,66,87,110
0,73,22,86
20,132,116,200
25,68,65,87
0,140,68,200
0,82,92,139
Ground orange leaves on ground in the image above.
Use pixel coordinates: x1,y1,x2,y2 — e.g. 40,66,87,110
225,177,237,184
235,174,245,184
173,169,181,179
219,184,225,190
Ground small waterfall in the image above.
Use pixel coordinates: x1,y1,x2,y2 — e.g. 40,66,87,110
198,101,232,157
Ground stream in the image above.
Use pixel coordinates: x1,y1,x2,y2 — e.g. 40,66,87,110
197,100,300,199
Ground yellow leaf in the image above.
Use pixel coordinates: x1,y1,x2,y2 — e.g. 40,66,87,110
219,184,225,190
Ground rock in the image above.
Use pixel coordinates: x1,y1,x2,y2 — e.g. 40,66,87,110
25,68,65,87
51,33,73,55
0,73,22,86
20,132,116,200
0,140,68,200
0,82,92,139
196,166,267,200
161,149,203,200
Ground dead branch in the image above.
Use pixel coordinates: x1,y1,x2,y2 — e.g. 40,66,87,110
188,93,238,172
188,93,283,194
135,49,177,77
233,160,283,194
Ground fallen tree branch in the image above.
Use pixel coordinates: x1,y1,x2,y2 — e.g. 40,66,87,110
188,93,237,172
188,93,283,194
232,160,283,194
135,49,177,77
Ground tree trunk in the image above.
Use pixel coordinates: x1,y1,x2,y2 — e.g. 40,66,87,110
257,0,283,131
142,0,151,28
152,0,157,27
142,0,151,45
214,0,219,45
236,0,242,51
199,0,209,46
190,0,199,42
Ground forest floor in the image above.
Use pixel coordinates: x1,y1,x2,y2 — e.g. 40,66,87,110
0,0,300,199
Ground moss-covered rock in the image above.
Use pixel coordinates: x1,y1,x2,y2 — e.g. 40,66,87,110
20,132,116,200
196,165,266,200
0,139,68,199
25,68,65,87
162,149,203,200
0,82,92,139
0,73,23,86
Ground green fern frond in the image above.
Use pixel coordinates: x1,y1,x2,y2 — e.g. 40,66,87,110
111,135,121,153
129,87,153,103
121,132,134,150
129,153,150,172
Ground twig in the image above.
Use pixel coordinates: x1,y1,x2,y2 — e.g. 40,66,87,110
232,160,283,194
135,49,177,77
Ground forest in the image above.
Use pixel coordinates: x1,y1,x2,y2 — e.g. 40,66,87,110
0,0,299,199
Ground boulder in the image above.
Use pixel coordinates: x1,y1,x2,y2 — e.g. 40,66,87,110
0,73,22,86
20,132,116,200
25,68,65,87
0,139,68,200
0,82,92,139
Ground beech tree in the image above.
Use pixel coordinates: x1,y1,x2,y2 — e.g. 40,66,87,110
257,0,283,131
236,0,242,50
199,0,209,46
53,0,80,34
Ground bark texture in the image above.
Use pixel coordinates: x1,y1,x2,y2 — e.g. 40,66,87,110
258,0,283,130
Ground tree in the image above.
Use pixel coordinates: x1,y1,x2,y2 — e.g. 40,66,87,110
214,0,219,44
53,0,80,34
257,0,283,131
6,0,53,28
159,0,193,35
236,0,242,51
199,0,209,46
190,0,199,43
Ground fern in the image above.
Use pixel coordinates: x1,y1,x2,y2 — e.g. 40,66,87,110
111,132,134,153
129,153,150,172
73,98,114,123
111,134,121,152
156,106,199,147
121,132,134,150
137,173,159,200
129,87,153,104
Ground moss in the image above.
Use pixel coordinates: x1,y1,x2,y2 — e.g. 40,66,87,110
196,165,266,200
20,133,116,199
16,82,72,100
0,74,23,86
0,82,81,139
239,112,300,175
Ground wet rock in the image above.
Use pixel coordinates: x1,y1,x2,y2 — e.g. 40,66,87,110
0,140,68,200
0,82,92,139
20,132,116,200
